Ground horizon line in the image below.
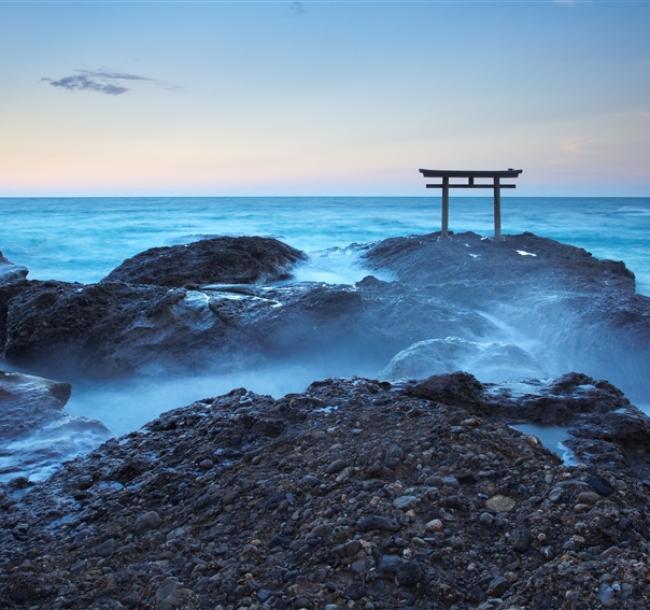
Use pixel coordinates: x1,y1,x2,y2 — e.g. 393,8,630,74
1,193,649,199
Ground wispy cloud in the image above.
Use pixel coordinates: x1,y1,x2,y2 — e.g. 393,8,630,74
43,74,129,95
77,69,155,82
42,68,170,96
553,0,578,6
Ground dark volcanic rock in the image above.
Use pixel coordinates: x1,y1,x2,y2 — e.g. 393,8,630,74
4,280,227,377
0,369,71,441
102,236,306,287
2,273,492,378
0,369,109,480
366,231,650,399
0,375,648,609
0,251,28,288
365,231,636,294
0,252,29,350
407,371,484,405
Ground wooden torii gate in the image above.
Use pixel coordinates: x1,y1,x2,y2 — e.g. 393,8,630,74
419,168,523,240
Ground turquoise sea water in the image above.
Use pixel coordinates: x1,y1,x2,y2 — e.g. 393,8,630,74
1,196,649,294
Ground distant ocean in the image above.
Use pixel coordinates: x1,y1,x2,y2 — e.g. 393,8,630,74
1,196,649,294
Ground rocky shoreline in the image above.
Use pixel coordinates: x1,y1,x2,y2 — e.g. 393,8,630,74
1,374,649,609
1,232,650,608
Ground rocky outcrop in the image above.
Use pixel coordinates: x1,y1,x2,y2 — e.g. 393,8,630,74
0,374,648,609
366,231,650,400
102,236,306,287
2,231,650,397
4,281,214,377
382,337,544,382
407,371,650,481
2,274,492,378
0,252,29,350
0,369,109,481
0,252,28,288
365,231,636,296
0,370,71,441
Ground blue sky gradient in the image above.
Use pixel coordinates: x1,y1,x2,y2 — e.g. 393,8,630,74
1,1,649,196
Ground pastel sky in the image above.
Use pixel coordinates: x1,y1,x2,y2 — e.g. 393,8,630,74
1,1,649,196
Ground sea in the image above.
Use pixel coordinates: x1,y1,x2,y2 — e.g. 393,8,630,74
1,196,649,480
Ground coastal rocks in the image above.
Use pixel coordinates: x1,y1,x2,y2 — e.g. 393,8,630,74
0,370,71,440
102,236,306,287
0,251,28,287
365,231,636,295
402,371,650,480
382,336,544,382
366,231,650,399
0,369,109,481
2,274,493,378
3,280,215,376
0,375,648,609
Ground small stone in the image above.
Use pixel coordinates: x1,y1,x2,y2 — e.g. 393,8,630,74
425,518,443,532
95,538,117,557
586,474,614,497
198,458,213,470
486,495,516,513
396,560,424,586
257,589,273,602
135,511,162,533
510,527,532,553
377,554,401,575
393,495,418,510
333,540,361,557
479,512,494,526
336,466,354,483
326,459,347,474
442,475,459,488
311,524,332,538
357,515,400,532
487,575,510,596
576,490,601,505
598,583,615,604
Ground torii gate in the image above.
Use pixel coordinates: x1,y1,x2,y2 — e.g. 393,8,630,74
419,168,523,240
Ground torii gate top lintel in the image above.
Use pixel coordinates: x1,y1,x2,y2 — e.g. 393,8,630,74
419,168,523,240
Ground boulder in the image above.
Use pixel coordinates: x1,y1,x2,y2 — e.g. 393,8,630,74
382,336,544,382
102,236,306,287
0,251,28,287
0,368,109,482
0,370,71,441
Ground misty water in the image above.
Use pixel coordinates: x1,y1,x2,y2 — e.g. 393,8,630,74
1,196,649,480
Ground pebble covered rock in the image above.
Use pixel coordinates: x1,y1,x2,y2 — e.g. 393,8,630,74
1,374,648,609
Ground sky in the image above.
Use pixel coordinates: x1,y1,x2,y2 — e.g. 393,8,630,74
0,0,649,197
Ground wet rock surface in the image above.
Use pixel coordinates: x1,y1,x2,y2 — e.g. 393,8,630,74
102,236,306,287
0,251,28,288
366,231,650,398
0,368,109,481
2,231,650,392
0,369,71,441
1,375,648,609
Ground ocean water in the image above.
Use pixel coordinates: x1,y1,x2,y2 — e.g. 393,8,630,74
1,196,649,293
1,196,649,481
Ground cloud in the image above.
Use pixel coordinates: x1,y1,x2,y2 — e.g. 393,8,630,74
77,69,155,82
553,0,578,6
42,68,169,96
43,74,128,95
